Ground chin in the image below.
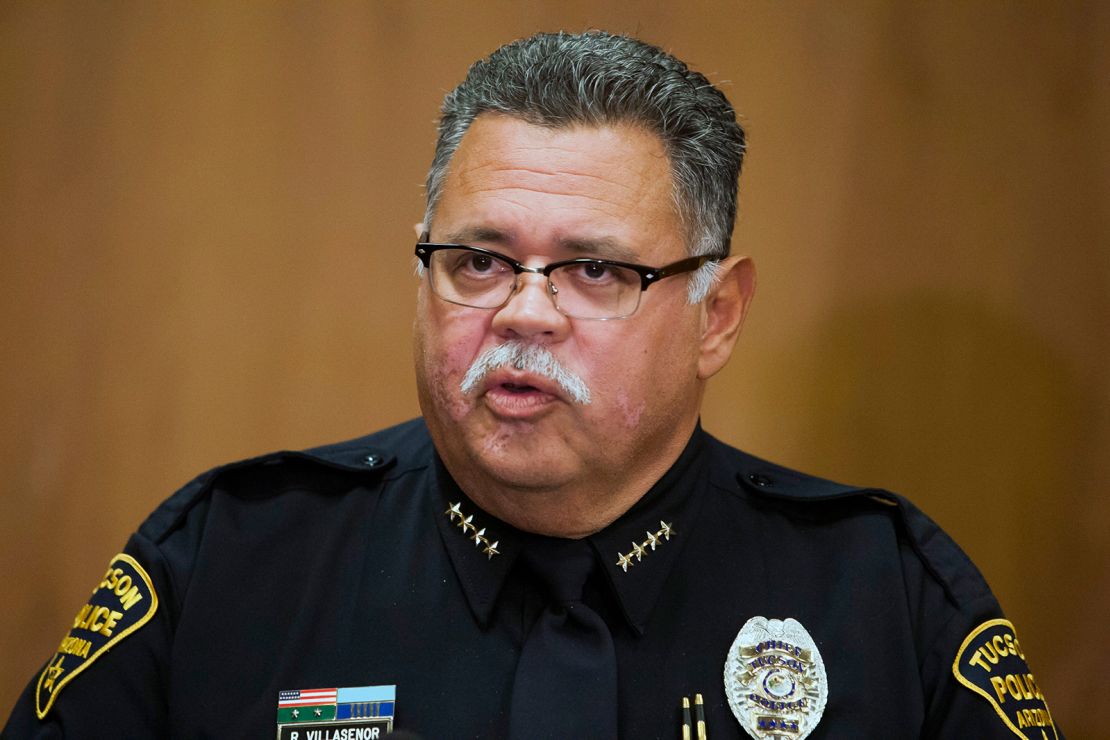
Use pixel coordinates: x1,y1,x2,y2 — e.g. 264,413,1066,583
488,462,576,492
467,431,577,490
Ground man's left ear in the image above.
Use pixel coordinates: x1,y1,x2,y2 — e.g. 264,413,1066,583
697,255,756,379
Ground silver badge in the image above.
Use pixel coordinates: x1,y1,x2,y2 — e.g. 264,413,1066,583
724,617,828,739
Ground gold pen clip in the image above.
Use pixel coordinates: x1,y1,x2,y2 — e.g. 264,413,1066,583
680,693,707,740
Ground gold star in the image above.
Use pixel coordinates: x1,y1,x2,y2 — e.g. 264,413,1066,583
660,521,673,539
483,541,500,559
445,502,462,521
42,655,65,692
646,531,659,550
616,552,633,572
460,514,475,533
471,527,486,545
631,542,645,560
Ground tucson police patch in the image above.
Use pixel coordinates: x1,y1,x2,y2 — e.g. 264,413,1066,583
952,619,1058,739
35,553,158,719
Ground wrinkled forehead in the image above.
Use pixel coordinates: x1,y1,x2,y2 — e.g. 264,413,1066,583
428,115,687,259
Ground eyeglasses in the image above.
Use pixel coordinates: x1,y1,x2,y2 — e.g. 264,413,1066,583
414,242,714,320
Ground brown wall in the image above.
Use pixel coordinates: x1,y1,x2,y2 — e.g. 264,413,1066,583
2,2,1107,733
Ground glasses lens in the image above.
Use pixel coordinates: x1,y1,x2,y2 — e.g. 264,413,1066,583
429,248,515,308
549,262,642,319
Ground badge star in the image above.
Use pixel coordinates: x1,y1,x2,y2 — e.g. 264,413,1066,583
646,531,659,550
460,514,475,533
631,542,645,560
445,502,462,521
482,541,500,559
471,527,486,545
616,552,633,572
291,709,299,718
42,655,65,692
659,521,673,539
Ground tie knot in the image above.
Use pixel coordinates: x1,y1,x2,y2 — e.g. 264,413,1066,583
519,538,595,604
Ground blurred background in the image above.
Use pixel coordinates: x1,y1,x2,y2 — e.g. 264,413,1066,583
2,2,1106,734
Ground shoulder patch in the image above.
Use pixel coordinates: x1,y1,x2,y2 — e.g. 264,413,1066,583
35,553,159,719
952,619,1059,738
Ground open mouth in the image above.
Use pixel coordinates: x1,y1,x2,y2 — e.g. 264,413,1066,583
483,377,559,417
501,382,539,393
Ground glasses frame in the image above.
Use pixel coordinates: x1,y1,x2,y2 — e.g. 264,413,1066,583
414,242,715,319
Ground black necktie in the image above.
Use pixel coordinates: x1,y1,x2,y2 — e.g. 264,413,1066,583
508,538,618,739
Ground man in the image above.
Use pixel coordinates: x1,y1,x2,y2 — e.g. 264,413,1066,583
6,31,1060,739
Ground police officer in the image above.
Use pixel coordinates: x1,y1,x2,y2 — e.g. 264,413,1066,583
5,31,1061,739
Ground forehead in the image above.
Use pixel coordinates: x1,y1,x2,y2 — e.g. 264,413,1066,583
432,114,685,261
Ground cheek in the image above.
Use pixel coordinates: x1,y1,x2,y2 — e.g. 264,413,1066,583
416,311,487,418
593,318,698,429
613,389,647,429
583,343,648,430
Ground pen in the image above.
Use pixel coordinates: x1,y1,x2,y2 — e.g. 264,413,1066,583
682,696,692,740
695,692,707,740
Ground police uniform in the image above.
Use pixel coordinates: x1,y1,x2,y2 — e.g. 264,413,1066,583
4,419,1061,738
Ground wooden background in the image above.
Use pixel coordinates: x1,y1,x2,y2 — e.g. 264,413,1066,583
2,2,1106,734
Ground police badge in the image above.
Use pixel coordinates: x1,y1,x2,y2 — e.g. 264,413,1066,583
724,617,828,740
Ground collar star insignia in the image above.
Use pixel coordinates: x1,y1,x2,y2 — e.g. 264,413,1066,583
616,552,634,572
615,521,675,573
443,501,501,558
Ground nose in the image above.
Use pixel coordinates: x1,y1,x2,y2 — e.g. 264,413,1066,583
490,272,571,341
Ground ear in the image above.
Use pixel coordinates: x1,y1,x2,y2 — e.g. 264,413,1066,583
697,255,756,379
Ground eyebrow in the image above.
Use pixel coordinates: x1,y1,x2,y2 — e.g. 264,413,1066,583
442,226,509,245
556,236,639,262
440,227,641,263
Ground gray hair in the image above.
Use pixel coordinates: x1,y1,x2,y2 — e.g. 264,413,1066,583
424,31,746,303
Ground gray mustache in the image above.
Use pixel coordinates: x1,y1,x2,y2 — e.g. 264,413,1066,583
459,341,592,405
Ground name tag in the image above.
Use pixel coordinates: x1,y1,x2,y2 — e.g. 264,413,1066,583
277,685,396,740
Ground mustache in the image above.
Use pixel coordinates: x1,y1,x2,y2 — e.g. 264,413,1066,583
459,340,592,405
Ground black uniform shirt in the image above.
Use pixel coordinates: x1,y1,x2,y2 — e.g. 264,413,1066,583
5,419,1062,738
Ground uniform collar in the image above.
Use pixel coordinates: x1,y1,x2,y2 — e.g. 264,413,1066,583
433,426,707,637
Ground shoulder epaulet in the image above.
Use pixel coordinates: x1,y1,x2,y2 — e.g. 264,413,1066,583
731,451,874,501
138,435,400,544
724,444,988,608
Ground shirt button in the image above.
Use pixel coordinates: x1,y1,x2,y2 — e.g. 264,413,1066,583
748,472,773,487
